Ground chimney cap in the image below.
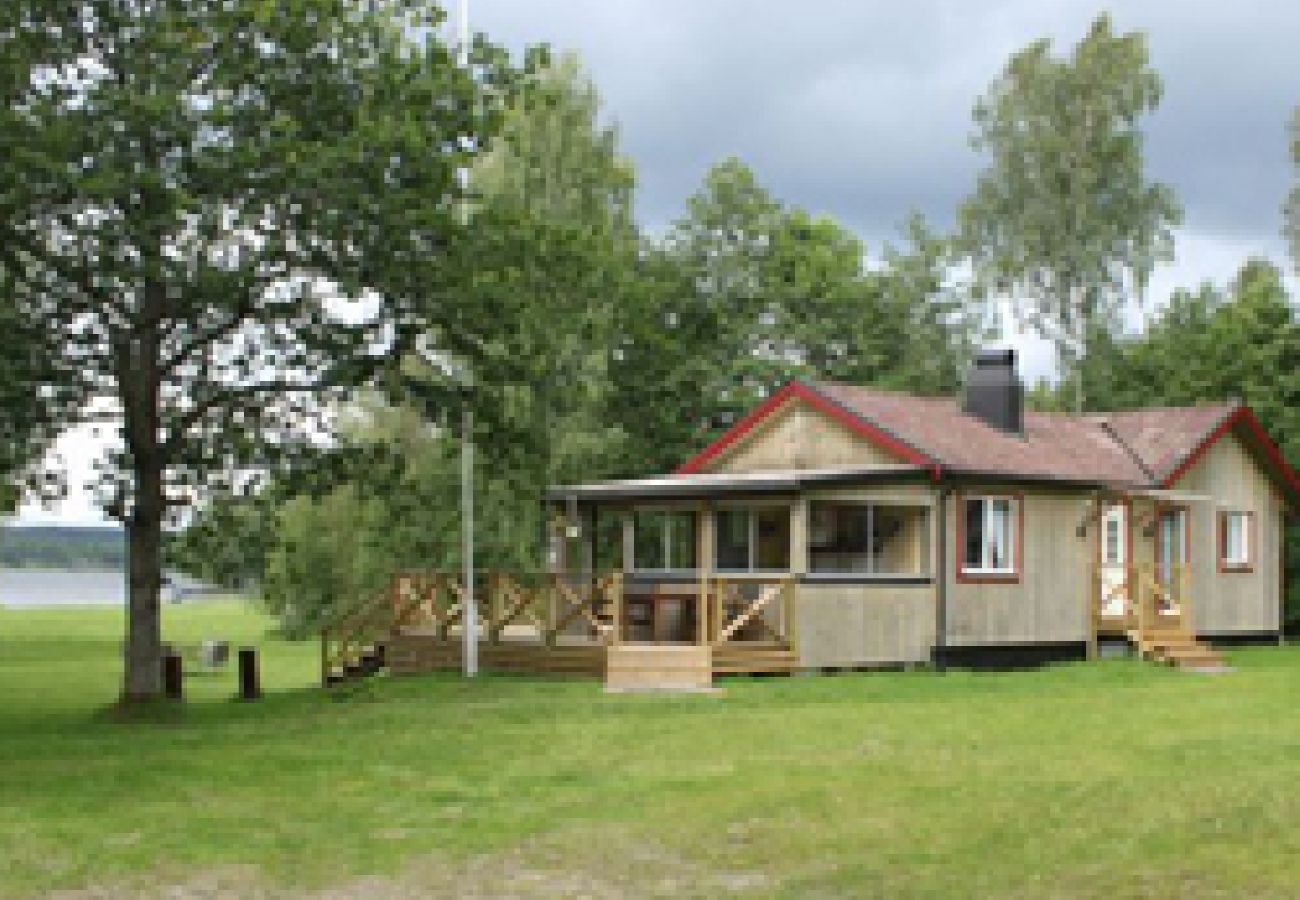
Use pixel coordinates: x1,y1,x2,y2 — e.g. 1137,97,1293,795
973,348,1017,367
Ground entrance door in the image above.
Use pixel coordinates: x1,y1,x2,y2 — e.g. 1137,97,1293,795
1098,503,1128,617
1155,507,1187,614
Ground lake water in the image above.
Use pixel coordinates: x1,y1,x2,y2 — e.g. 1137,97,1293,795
0,569,220,607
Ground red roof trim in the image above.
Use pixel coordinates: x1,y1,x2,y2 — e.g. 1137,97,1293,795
1159,405,1300,502
674,380,936,475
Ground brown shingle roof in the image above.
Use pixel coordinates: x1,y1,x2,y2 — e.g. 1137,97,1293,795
810,381,1239,487
1100,404,1239,483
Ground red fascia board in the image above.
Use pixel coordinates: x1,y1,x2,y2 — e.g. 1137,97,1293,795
1159,405,1300,503
674,380,936,475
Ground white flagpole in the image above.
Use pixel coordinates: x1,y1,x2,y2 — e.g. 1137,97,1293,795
458,0,478,679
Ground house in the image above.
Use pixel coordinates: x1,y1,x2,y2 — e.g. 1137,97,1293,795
542,349,1297,678
348,350,1297,688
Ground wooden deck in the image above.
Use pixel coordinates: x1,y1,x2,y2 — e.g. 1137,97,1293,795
324,571,802,687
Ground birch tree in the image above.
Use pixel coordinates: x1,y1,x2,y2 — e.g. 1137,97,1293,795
956,14,1181,411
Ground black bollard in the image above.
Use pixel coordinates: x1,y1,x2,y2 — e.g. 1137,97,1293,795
163,652,184,700
237,647,261,700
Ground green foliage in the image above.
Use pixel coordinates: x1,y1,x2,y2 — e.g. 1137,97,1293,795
0,0,524,696
609,160,972,475
957,13,1181,409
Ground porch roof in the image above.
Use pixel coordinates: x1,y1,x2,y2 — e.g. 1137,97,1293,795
547,464,928,502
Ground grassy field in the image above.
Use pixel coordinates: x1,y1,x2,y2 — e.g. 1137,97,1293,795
3,601,1300,898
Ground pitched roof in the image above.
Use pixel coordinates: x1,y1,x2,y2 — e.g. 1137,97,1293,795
811,381,1171,485
1098,405,1239,484
676,379,1300,503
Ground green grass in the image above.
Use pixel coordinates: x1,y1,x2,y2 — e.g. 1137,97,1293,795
3,601,1300,898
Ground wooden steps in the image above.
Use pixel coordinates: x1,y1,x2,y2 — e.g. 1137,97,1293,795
1131,628,1229,672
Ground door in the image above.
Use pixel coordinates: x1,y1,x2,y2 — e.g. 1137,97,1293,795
1098,503,1128,617
1155,507,1187,614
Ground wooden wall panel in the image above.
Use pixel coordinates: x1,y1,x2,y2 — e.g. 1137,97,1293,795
1169,433,1282,634
944,488,1092,646
707,401,902,473
795,583,936,666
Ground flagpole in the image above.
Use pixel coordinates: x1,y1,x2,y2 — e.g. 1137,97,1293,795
458,0,478,679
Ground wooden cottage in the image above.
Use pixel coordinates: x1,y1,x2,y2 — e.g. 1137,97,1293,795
343,350,1298,688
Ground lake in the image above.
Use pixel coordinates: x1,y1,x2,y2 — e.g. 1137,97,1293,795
0,569,221,607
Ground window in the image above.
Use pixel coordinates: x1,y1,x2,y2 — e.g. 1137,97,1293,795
1219,511,1253,572
1104,518,1121,564
632,510,697,571
715,507,790,572
960,495,1018,578
808,502,930,576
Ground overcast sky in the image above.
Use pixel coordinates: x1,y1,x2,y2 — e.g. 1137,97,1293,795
16,0,1300,525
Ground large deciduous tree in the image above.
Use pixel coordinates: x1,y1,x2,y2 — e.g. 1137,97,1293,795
0,0,510,701
956,13,1181,411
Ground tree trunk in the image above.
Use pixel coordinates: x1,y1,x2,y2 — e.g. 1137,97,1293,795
121,274,165,702
123,465,164,701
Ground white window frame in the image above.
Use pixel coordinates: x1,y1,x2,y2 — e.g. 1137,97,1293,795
961,495,1018,576
1220,510,1252,571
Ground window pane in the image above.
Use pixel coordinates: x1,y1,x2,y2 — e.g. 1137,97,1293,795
666,511,697,569
593,514,624,572
715,509,750,570
988,499,1011,570
964,498,984,569
873,506,929,574
811,503,926,574
633,511,666,570
1224,512,1249,565
809,503,871,573
753,508,790,570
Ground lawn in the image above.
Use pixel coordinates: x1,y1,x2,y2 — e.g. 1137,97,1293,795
2,601,1300,898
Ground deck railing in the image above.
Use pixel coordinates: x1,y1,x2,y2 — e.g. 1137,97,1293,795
1130,562,1190,633
321,570,625,684
322,569,800,684
707,574,797,648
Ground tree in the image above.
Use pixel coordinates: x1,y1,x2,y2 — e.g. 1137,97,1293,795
956,13,1181,411
608,160,972,475
0,1,513,701
396,51,639,561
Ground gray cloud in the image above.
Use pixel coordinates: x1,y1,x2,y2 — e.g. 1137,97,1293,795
470,0,1300,270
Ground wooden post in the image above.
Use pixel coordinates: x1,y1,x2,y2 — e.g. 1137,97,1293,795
712,577,723,645
697,575,708,645
163,652,183,700
783,577,797,651
546,574,557,647
237,647,261,700
611,573,623,645
320,629,329,687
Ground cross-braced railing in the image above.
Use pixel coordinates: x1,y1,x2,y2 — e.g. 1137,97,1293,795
706,574,797,647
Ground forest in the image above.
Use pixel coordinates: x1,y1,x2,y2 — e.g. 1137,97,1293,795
3,4,1300,699
0,526,125,571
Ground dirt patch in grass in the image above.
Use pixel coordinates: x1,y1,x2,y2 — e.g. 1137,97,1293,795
48,833,771,900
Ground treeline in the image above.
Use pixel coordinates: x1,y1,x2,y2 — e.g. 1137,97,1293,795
165,19,1300,637
1,526,125,570
168,56,976,636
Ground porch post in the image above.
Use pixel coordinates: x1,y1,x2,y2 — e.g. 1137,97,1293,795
698,501,714,646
